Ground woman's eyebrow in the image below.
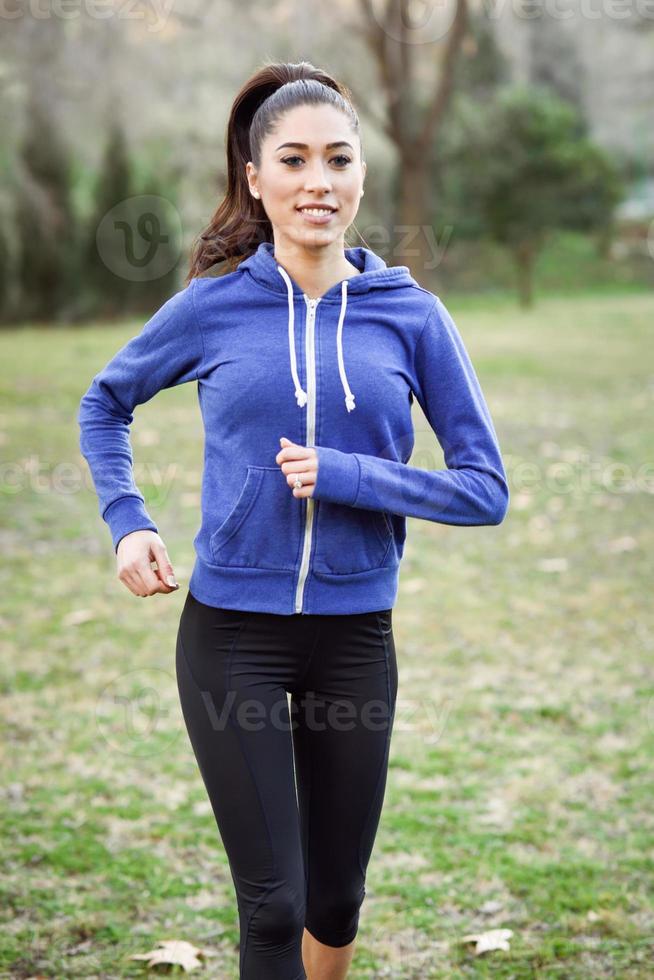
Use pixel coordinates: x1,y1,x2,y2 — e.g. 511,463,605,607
275,141,354,151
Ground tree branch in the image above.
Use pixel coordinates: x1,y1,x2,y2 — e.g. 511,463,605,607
415,0,468,158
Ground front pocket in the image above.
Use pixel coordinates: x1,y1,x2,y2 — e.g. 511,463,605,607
313,500,393,575
209,466,302,571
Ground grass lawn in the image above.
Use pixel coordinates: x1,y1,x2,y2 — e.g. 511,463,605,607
1,287,652,977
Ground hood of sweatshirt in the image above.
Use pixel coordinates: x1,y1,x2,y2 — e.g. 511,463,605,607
237,241,417,413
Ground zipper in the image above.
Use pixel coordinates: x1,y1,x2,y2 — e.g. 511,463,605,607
294,294,321,613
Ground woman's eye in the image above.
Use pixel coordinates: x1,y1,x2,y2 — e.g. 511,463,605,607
281,155,352,167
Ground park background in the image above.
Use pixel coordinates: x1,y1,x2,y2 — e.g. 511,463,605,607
1,1,653,977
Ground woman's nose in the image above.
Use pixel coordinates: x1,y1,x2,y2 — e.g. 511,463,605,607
303,166,332,192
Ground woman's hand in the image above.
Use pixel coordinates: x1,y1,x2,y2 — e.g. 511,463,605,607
116,530,180,598
276,436,318,498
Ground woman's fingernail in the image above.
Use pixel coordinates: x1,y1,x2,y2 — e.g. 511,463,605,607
167,575,178,587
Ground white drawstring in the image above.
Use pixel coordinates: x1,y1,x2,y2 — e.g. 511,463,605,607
336,280,355,412
276,264,308,408
275,265,356,412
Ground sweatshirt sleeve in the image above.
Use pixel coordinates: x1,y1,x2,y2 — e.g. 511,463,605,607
312,297,509,526
78,279,205,552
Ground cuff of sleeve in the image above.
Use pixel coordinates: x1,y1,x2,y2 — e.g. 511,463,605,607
103,496,158,553
313,446,361,507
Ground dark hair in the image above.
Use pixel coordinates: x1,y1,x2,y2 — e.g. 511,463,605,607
185,61,364,284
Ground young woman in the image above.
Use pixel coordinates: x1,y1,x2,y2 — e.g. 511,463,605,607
78,61,509,980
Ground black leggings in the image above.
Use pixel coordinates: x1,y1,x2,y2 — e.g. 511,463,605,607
175,589,398,980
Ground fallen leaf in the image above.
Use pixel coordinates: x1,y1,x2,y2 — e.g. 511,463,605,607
460,927,513,955
129,939,219,972
537,557,568,573
606,536,637,553
63,609,96,626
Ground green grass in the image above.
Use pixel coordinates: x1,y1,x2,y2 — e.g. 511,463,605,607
1,287,653,977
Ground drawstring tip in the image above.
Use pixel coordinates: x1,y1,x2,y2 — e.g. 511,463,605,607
345,394,356,412
295,389,308,408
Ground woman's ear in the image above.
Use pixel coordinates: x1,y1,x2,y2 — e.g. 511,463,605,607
245,162,259,198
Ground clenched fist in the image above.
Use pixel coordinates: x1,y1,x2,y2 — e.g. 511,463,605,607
116,529,180,598
275,436,318,498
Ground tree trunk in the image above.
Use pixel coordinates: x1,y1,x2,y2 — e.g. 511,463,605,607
513,240,536,308
395,157,435,288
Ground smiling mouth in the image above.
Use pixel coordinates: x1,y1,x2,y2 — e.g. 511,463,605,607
296,206,338,214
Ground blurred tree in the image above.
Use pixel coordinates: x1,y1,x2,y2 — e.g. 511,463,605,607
0,216,11,325
130,166,182,314
352,0,469,282
529,10,583,112
426,16,510,251
83,120,135,318
82,121,183,319
453,17,509,97
14,91,78,323
449,86,625,306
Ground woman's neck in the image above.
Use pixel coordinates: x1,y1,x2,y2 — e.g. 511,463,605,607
272,240,362,300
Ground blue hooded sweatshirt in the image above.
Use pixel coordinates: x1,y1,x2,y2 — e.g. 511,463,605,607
78,240,509,615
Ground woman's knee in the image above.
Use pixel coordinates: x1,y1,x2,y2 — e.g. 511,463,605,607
305,883,365,947
248,883,306,949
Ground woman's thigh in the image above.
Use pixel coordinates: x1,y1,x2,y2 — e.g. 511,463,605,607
175,592,306,931
290,609,398,946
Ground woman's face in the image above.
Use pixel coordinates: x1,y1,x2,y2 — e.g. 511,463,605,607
246,103,366,254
